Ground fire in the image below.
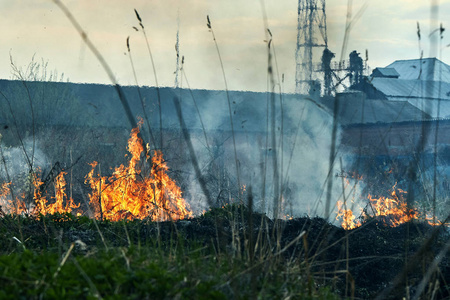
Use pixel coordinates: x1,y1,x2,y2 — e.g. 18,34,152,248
33,171,79,215
0,124,191,222
336,185,446,229
366,188,418,227
0,182,13,214
0,182,30,215
0,171,78,216
336,201,362,230
282,214,294,220
85,125,191,221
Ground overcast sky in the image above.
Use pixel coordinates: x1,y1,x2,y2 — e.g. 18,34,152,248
1,0,450,93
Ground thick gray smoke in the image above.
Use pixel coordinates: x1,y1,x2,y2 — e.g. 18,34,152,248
179,91,360,219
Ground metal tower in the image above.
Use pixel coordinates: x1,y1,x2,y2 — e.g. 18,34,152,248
295,0,328,95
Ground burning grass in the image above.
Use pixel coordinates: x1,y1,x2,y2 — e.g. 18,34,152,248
0,123,450,299
1,124,449,298
1,127,449,298
85,125,191,221
0,171,80,216
1,124,191,222
336,184,449,230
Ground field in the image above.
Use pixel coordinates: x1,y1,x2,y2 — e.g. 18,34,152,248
0,207,449,299
2,2,450,299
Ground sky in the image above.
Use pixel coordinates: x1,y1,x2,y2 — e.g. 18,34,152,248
1,0,450,93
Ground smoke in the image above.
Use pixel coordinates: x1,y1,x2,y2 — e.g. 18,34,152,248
176,91,361,219
234,96,360,219
0,82,363,221
0,139,49,202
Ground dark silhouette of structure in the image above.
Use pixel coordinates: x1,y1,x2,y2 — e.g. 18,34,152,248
295,0,328,95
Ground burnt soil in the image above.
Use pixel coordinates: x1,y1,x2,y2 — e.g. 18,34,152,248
1,208,449,299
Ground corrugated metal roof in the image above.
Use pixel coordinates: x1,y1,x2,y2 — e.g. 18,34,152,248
372,67,400,78
390,97,450,118
318,92,429,125
385,58,450,82
371,78,450,100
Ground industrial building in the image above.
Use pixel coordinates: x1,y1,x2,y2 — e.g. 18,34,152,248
351,58,450,119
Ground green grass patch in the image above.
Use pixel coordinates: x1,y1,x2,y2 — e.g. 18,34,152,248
0,211,342,299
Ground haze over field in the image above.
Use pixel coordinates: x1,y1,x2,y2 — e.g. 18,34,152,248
1,0,449,92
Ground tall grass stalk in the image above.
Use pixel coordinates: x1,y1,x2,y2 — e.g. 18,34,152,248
206,16,241,199
172,96,212,207
174,11,181,89
180,60,212,155
206,16,248,254
134,9,163,150
126,36,157,150
339,0,368,62
325,0,368,220
52,0,146,152
259,0,271,217
266,30,285,204
9,58,36,174
267,34,281,221
0,90,33,171
259,1,282,219
413,237,450,299
375,219,449,299
324,93,339,219
339,157,352,298
81,192,108,251
432,22,444,226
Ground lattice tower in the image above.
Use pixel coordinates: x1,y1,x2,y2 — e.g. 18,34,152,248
295,0,328,95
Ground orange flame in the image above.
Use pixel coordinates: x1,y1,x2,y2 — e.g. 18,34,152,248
337,185,446,229
336,200,362,230
0,182,28,215
33,171,79,215
85,125,192,221
0,125,190,221
0,182,13,214
0,171,79,216
366,188,418,227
